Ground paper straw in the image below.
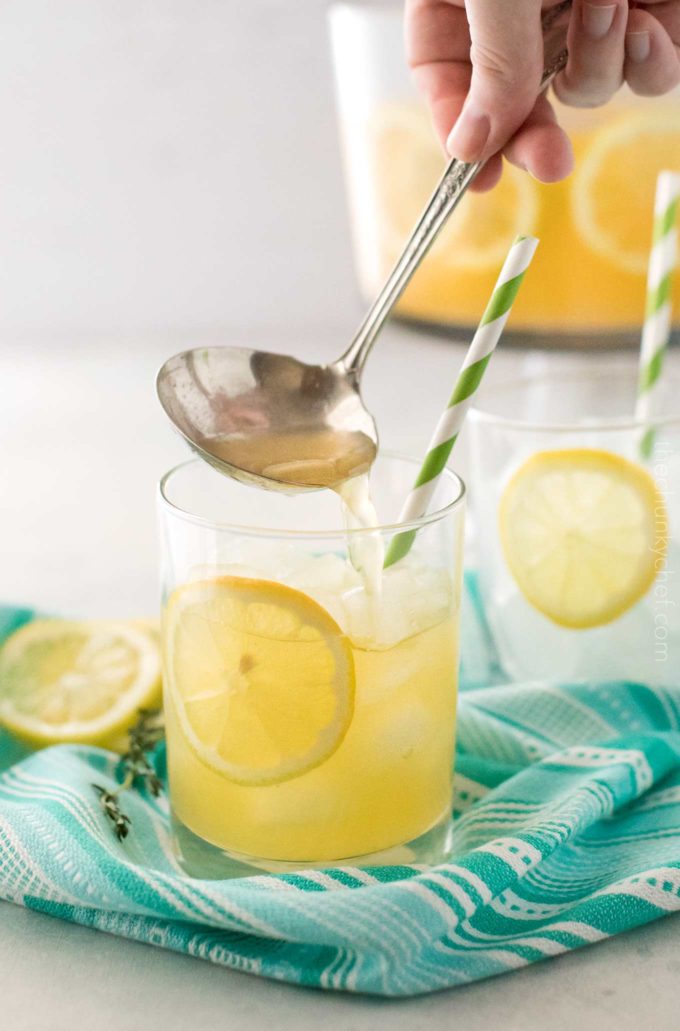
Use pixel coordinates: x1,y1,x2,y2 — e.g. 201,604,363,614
384,234,539,568
636,170,680,459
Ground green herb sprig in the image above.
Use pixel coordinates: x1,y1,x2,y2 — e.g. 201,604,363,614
93,708,165,840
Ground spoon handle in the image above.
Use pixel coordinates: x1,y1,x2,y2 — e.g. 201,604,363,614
340,0,572,376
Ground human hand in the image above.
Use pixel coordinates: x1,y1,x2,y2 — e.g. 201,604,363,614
406,0,680,190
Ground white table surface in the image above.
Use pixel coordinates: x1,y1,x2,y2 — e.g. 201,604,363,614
1,1,679,1027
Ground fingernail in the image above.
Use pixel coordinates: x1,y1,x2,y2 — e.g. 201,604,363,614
582,2,617,40
446,106,490,162
625,30,651,63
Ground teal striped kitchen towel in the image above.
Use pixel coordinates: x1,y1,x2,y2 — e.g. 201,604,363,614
1,587,680,998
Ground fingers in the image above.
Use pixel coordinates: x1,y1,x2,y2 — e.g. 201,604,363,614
503,95,575,182
410,60,472,153
406,1,474,149
554,0,628,107
468,154,504,192
405,0,565,190
472,96,574,189
407,0,679,196
445,0,546,163
624,5,680,95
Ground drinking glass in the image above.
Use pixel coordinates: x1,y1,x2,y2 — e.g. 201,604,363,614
468,369,680,685
328,1,680,346
159,454,465,876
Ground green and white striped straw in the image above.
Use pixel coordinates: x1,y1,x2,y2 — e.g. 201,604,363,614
384,233,539,568
636,170,680,459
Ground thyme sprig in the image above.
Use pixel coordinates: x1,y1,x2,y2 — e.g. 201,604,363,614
93,707,165,840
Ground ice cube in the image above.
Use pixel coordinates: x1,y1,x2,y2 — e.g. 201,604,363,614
340,558,452,650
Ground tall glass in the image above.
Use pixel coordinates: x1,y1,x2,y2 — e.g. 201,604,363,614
159,454,465,876
329,1,680,346
468,369,680,685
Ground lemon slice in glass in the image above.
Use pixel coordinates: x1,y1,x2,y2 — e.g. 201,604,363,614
164,576,355,786
372,103,539,271
499,449,665,629
572,109,680,275
0,619,162,746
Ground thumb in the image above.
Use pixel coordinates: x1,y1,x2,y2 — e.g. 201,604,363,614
447,0,545,163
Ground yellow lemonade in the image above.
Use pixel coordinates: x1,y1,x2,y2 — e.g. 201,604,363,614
205,427,377,490
361,94,680,334
163,558,458,864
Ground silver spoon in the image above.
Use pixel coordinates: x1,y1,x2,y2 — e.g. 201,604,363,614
157,1,571,493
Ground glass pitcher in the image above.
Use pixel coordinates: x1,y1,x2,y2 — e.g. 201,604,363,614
329,1,680,348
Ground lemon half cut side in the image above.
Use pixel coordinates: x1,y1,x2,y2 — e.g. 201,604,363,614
0,619,162,746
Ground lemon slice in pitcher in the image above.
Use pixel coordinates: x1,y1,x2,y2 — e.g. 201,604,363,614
499,449,665,629
372,104,539,270
0,619,162,746
572,109,680,275
164,577,355,786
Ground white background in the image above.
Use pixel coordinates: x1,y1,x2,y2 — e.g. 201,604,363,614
0,0,356,337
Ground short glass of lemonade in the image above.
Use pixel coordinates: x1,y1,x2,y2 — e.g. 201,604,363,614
159,454,465,876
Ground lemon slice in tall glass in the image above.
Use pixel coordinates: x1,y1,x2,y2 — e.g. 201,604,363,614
499,449,665,629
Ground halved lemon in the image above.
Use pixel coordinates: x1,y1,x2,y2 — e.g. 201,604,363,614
164,577,355,785
372,103,539,270
499,449,666,629
572,109,680,275
0,619,162,746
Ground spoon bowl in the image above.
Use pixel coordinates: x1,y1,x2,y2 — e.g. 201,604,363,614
157,347,378,492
